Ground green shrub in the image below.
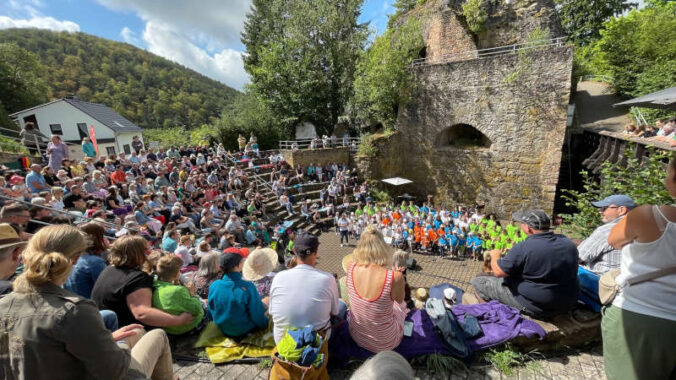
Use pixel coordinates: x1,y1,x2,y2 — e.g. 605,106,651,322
0,136,29,155
462,0,488,35
561,145,674,237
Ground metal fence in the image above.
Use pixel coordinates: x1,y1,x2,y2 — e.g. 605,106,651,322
279,137,361,151
410,37,567,67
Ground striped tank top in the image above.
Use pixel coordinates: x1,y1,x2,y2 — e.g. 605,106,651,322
347,262,406,352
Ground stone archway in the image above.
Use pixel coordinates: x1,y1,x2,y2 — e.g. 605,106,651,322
436,124,491,149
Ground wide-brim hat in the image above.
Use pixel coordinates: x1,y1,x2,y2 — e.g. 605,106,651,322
0,224,27,250
242,248,277,281
341,253,354,273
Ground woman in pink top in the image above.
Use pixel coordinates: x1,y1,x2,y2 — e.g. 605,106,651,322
346,226,408,352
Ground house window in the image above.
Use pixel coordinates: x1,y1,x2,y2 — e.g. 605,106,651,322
49,124,63,135
123,144,131,154
106,146,116,156
77,123,89,140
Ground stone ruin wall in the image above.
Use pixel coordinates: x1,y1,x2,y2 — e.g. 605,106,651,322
358,46,573,217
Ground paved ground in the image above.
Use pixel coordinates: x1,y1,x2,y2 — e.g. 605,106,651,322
575,81,631,132
173,231,608,379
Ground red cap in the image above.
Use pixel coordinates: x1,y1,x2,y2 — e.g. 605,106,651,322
224,247,250,258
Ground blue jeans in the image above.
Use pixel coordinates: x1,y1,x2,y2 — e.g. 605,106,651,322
100,310,119,332
578,266,601,312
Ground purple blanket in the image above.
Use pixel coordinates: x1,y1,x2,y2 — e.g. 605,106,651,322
451,301,546,351
329,309,451,366
329,301,547,365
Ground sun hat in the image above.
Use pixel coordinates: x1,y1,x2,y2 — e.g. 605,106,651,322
242,248,277,281
9,175,24,185
0,223,27,250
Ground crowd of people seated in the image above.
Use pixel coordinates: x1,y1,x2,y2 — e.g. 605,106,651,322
623,117,676,147
0,130,674,380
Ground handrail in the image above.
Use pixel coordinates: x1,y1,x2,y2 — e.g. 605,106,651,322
0,194,119,228
0,125,81,157
279,137,360,151
411,37,567,67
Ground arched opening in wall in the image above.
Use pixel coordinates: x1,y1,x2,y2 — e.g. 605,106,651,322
418,47,427,59
437,124,491,149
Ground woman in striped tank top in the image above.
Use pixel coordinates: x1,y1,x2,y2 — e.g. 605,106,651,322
346,226,409,353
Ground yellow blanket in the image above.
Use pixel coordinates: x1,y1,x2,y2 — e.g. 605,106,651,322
193,322,276,364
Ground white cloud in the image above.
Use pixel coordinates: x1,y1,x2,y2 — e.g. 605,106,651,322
120,26,139,44
97,0,251,48
142,21,248,90
0,15,80,32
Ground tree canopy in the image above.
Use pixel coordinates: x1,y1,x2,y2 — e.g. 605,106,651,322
241,0,368,136
0,28,239,130
554,0,635,45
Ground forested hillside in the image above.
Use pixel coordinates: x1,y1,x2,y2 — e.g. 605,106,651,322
0,28,239,130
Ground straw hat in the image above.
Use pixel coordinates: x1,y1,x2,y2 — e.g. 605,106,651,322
341,253,354,273
242,248,277,281
413,288,429,310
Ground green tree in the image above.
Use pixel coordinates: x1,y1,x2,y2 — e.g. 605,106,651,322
554,0,636,45
0,29,239,130
350,18,424,129
214,91,284,151
0,42,49,114
597,1,676,121
462,0,488,35
241,0,368,136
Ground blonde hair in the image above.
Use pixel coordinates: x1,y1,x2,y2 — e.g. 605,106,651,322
13,225,87,293
353,225,393,267
155,254,183,282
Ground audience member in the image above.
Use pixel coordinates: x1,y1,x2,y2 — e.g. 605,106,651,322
470,210,579,318
0,223,27,296
345,226,408,352
152,254,205,335
602,156,676,380
269,231,342,343
0,225,173,380
64,222,108,298
92,235,195,328
208,251,269,337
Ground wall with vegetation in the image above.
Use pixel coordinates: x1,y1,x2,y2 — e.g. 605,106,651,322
362,46,573,216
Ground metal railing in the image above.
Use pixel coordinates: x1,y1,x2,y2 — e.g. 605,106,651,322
0,194,119,229
279,137,360,151
0,126,80,157
410,37,567,67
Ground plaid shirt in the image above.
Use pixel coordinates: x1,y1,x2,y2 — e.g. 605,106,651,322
578,216,624,274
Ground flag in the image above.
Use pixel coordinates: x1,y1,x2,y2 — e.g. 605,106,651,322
89,125,99,155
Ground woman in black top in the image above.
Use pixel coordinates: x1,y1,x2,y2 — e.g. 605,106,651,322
91,235,194,328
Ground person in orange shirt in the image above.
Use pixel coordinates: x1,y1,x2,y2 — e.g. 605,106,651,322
427,226,438,254
110,166,126,186
392,210,401,221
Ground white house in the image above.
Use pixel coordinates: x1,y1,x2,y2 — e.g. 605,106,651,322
10,97,143,160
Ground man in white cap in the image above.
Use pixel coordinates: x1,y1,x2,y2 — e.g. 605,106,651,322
0,223,28,296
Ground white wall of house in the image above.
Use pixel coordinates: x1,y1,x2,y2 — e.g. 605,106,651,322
13,100,143,159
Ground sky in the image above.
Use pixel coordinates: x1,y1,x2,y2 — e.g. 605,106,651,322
0,0,396,91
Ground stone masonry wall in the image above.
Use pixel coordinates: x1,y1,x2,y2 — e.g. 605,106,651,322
362,46,573,217
282,147,350,168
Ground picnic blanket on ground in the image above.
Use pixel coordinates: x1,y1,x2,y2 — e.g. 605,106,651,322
193,322,276,364
451,301,547,351
329,309,453,367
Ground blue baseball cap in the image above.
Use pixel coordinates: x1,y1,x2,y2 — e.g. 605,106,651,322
591,195,635,209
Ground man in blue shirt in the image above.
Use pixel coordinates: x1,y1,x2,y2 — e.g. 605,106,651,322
470,210,579,318
25,164,49,193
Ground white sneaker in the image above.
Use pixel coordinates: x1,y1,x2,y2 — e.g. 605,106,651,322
340,244,344,247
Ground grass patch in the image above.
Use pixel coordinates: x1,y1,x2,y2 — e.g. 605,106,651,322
258,358,273,369
483,344,544,376
412,354,467,378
